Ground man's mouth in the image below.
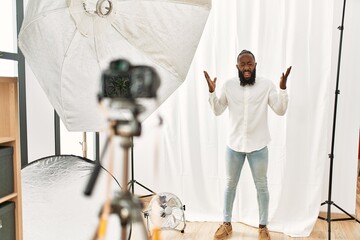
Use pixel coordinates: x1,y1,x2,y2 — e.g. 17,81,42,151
243,71,251,79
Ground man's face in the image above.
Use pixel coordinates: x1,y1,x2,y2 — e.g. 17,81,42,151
236,53,257,80
236,53,257,86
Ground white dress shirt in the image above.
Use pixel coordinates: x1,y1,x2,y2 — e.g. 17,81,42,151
209,76,288,153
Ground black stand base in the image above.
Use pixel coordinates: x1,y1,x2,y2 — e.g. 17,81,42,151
128,180,155,198
318,201,360,223
318,200,360,240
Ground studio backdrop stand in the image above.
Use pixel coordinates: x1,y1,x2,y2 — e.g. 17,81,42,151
318,0,360,239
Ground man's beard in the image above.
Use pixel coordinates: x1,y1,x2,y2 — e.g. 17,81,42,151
238,68,256,86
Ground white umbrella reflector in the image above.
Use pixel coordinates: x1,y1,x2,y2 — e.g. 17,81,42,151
19,0,211,131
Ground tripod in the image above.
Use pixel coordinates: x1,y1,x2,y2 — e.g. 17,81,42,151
318,0,360,239
84,102,149,240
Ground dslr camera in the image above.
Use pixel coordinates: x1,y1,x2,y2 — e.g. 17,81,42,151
98,59,161,136
99,59,160,100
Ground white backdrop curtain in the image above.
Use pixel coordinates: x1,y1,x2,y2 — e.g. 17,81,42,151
126,0,360,237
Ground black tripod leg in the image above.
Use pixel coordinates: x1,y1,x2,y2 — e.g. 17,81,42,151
135,181,155,195
332,202,360,223
127,180,155,198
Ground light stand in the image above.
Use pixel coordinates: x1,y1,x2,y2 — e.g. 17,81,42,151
128,137,156,198
318,0,360,239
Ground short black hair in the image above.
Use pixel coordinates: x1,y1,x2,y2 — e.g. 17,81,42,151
237,50,256,62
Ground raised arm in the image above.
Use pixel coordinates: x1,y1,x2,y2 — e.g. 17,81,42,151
269,66,292,115
204,70,227,115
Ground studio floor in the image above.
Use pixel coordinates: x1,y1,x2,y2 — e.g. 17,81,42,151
146,176,360,240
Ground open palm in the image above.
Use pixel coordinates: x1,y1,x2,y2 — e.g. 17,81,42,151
280,66,292,89
203,71,217,93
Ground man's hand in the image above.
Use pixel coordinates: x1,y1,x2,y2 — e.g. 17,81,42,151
204,71,217,93
280,66,292,90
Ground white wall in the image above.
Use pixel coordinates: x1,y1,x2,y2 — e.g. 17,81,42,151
0,0,17,77
25,63,55,162
25,63,96,162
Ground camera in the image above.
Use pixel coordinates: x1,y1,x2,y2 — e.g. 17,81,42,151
99,59,160,101
98,59,161,137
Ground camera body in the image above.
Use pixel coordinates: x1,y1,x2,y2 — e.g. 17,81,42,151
99,59,160,137
99,59,160,101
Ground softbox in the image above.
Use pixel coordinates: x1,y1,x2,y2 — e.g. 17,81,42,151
18,0,211,131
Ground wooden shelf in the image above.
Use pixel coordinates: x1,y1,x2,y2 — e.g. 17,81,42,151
0,193,18,204
0,137,16,144
0,76,23,240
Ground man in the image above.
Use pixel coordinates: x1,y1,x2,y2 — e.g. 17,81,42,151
204,50,291,240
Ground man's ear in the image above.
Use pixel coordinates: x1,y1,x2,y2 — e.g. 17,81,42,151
236,64,240,70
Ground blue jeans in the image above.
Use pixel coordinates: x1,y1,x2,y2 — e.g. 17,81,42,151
223,146,269,225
